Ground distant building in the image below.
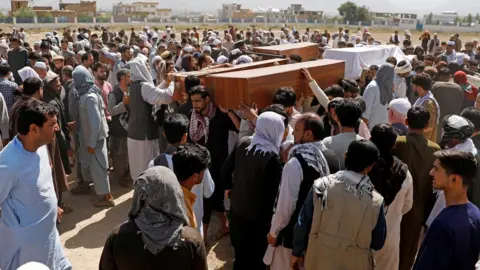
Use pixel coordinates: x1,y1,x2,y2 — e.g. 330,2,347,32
218,3,322,22
10,0,28,15
113,1,171,20
371,11,418,25
425,11,458,25
59,1,97,16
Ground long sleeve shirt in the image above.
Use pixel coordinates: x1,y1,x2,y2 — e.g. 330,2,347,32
141,81,174,105
292,188,387,257
0,92,9,142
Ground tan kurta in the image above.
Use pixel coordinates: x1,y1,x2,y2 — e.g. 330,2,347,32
423,99,439,143
181,185,197,229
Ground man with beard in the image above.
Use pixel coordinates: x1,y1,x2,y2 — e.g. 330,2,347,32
265,113,340,269
7,37,28,85
108,68,132,187
52,55,65,76
101,45,133,87
93,62,112,122
188,85,240,243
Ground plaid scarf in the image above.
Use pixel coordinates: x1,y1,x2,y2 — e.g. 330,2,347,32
189,101,216,143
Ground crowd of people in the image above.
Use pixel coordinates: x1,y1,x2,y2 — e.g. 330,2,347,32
1,24,480,270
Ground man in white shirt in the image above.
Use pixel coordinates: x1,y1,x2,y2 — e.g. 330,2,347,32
148,113,215,239
394,60,412,99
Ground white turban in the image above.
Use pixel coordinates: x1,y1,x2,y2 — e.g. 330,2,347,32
395,61,412,74
18,66,40,82
217,55,228,64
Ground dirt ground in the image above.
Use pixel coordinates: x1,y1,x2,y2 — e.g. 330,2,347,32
59,173,234,270
20,26,479,269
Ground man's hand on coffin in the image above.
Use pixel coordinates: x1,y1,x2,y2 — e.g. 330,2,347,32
238,101,258,121
300,68,314,82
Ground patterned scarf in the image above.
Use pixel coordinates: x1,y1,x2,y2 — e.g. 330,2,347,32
189,101,216,143
288,141,330,177
413,91,440,123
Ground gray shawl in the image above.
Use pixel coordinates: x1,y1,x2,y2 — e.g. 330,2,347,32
375,63,395,105
128,166,189,255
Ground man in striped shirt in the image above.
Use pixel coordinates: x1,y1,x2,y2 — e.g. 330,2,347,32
0,63,18,113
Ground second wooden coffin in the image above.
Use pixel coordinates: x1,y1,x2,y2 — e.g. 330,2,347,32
252,43,319,61
173,58,289,93
207,59,345,109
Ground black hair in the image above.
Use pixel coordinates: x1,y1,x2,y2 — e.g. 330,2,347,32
345,139,380,173
172,143,211,182
297,113,324,140
434,149,477,187
386,56,397,66
81,51,92,63
16,99,57,135
197,54,207,68
370,124,397,167
273,87,296,107
188,85,210,99
119,45,131,54
116,68,130,82
369,65,379,71
164,113,189,144
461,107,480,132
0,63,11,77
260,104,289,128
92,62,107,72
412,73,432,91
340,79,361,94
184,75,201,94
424,54,435,62
437,67,451,79
91,49,100,63
289,54,302,63
335,98,362,128
414,62,426,73
407,106,430,129
324,84,345,98
448,62,462,75
23,77,43,96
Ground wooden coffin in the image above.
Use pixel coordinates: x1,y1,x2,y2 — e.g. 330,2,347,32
207,59,345,109
173,58,289,93
252,43,319,61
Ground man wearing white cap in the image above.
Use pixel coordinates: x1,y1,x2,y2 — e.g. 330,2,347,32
211,39,228,61
442,41,463,65
389,98,411,136
33,61,48,79
394,60,412,99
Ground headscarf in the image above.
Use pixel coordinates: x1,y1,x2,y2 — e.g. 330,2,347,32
150,55,162,82
441,115,476,153
289,141,330,176
374,63,394,105
216,55,228,64
246,111,286,155
0,43,8,60
181,55,195,71
72,66,98,95
128,166,188,255
189,101,217,143
18,67,40,83
234,55,253,65
394,61,412,74
126,57,154,84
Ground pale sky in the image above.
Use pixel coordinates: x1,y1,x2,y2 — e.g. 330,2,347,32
27,0,477,16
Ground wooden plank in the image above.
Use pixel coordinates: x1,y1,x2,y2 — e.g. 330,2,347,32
173,58,289,93
207,59,345,109
253,43,319,61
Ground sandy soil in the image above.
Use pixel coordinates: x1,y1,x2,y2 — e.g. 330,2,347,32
59,172,234,270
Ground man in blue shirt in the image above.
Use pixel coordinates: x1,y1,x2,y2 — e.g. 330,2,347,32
413,149,480,270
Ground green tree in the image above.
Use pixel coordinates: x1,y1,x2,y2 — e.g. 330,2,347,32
337,1,357,22
13,6,35,19
0,12,6,23
454,16,462,24
356,5,371,22
38,12,54,23
96,14,111,23
77,13,93,23
427,12,433,24
467,13,473,24
476,13,480,23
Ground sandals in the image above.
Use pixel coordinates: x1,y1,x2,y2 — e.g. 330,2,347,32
93,198,116,208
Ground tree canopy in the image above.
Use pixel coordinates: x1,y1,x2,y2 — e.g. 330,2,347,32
13,7,35,18
337,1,371,22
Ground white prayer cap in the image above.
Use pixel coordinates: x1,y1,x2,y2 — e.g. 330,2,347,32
203,46,212,53
139,35,148,43
464,54,471,60
158,43,167,48
230,48,241,56
389,98,411,116
183,46,194,53
144,26,150,30
217,55,228,64
33,61,47,70
213,39,222,45
234,55,253,65
34,41,41,46
152,55,162,64
447,41,455,46
18,262,50,270
208,36,216,42
395,61,412,74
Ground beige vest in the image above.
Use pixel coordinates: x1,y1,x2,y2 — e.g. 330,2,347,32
305,173,383,270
